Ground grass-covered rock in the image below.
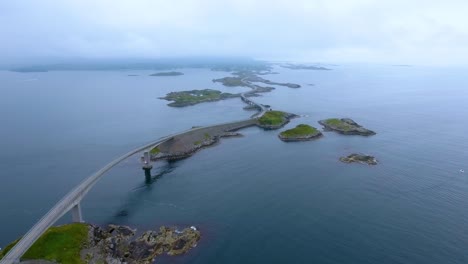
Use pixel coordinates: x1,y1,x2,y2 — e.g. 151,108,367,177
0,223,89,264
278,124,322,141
257,110,297,129
318,118,375,136
159,89,239,107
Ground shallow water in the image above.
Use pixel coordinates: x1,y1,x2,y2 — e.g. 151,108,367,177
1,65,468,263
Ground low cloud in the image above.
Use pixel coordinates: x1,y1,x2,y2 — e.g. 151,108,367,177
1,0,468,65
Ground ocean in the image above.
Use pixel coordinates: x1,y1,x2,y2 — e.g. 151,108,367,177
1,64,468,263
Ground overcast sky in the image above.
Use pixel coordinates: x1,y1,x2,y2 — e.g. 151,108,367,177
1,0,468,65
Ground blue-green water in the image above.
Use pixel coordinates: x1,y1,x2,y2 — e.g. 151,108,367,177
1,65,468,263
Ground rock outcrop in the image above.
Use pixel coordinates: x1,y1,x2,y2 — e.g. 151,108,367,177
82,224,201,264
339,153,378,165
318,118,375,136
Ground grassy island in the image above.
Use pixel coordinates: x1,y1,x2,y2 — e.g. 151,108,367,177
257,111,297,129
258,111,288,126
318,118,376,136
280,124,320,138
0,223,88,264
159,89,239,107
150,71,184,76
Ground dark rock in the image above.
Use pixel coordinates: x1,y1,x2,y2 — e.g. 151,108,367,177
81,224,200,264
340,153,378,165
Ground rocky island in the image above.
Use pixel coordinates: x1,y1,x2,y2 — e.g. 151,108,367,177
278,124,322,141
149,71,184,76
159,89,239,107
257,110,298,130
0,223,200,264
213,71,301,89
318,118,376,136
340,153,378,165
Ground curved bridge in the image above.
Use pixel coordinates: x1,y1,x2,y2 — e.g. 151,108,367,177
0,95,267,263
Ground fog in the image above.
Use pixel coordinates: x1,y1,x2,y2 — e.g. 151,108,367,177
1,0,468,66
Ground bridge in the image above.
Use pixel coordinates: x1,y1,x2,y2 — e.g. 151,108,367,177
0,94,267,264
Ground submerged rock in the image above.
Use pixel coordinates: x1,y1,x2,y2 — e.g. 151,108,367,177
340,153,378,165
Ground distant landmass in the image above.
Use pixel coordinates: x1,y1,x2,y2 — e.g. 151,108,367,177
7,57,269,72
280,64,331,70
150,71,184,76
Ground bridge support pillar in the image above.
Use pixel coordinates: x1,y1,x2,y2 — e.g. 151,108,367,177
142,151,153,178
72,203,83,223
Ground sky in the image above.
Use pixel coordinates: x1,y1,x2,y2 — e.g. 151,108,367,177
1,0,468,66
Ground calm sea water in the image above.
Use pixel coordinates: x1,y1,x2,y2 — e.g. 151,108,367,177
1,65,468,263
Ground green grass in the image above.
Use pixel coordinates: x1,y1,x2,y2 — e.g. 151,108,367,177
204,133,210,140
150,147,160,155
280,124,318,137
0,239,20,259
0,223,89,264
324,118,353,131
258,111,286,126
194,140,202,145
162,89,237,107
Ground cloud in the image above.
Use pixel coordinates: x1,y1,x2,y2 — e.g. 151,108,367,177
1,0,467,65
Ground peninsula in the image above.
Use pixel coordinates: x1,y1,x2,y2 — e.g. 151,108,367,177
318,118,376,136
278,124,322,141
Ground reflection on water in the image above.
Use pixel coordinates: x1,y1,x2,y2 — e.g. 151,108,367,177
111,163,177,222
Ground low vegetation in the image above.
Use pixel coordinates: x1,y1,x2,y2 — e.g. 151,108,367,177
323,118,354,131
159,89,239,107
150,147,160,155
258,111,287,126
280,124,319,138
0,223,89,264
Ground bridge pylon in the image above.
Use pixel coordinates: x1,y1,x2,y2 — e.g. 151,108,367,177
141,151,153,177
71,203,83,223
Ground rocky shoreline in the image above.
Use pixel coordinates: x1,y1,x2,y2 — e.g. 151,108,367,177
83,224,200,264
318,118,376,136
153,132,243,161
150,119,257,162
